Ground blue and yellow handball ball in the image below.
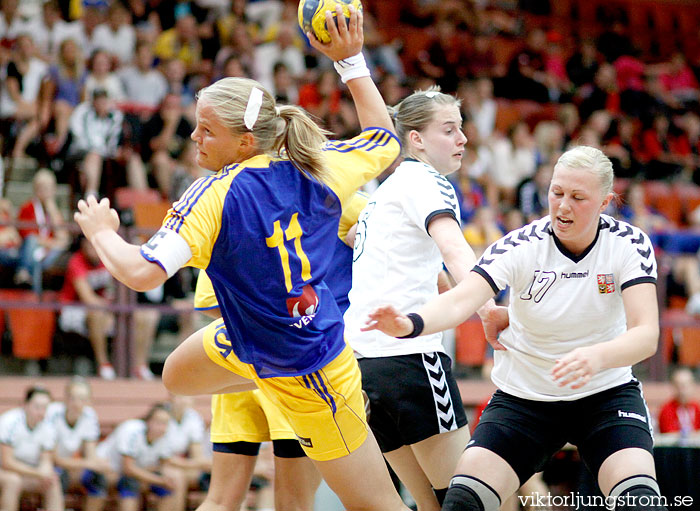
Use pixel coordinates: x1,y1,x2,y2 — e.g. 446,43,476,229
298,0,363,43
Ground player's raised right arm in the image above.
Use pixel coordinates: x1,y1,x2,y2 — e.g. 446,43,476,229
307,5,394,133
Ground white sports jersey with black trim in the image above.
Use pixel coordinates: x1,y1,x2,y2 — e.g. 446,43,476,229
165,408,206,456
474,214,657,401
96,419,173,472
45,402,100,459
345,159,460,357
0,407,55,466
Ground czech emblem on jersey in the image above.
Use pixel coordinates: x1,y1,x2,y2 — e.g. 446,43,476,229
286,284,319,317
597,274,615,294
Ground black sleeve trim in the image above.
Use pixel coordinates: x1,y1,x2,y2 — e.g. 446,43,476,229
425,208,458,236
620,276,657,292
472,266,501,295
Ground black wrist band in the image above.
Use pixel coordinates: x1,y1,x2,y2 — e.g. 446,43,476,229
398,312,424,338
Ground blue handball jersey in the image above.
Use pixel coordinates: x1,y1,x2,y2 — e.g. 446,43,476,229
194,191,367,318
143,128,399,377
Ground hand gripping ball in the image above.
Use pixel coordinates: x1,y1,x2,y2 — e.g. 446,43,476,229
298,0,363,43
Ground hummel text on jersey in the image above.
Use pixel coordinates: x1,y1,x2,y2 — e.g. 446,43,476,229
618,410,647,422
561,270,589,279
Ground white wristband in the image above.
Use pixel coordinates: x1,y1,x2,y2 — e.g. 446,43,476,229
333,53,370,83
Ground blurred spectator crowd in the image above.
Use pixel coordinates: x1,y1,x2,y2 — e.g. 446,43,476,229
0,0,699,377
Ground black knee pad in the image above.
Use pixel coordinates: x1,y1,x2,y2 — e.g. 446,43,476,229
609,475,668,511
442,475,501,511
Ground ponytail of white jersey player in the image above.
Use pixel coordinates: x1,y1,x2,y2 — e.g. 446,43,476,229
365,146,665,511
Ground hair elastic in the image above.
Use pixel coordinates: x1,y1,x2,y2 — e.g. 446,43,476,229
244,87,264,130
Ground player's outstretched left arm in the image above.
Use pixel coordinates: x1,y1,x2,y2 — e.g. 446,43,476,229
74,196,168,291
364,271,496,337
551,282,659,389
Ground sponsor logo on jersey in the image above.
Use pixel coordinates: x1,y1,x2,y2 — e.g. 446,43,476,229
286,284,319,318
597,273,615,294
296,434,313,448
618,410,647,423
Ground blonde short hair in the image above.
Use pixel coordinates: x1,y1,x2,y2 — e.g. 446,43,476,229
555,145,613,196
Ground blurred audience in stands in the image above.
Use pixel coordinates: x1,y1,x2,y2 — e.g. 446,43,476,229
0,198,22,281
490,121,537,206
0,33,46,169
516,162,552,223
139,92,192,198
415,15,469,93
39,37,86,158
658,367,700,439
83,49,125,104
67,88,147,199
14,169,69,292
462,205,504,258
118,40,167,114
170,140,209,202
92,2,135,67
57,236,158,380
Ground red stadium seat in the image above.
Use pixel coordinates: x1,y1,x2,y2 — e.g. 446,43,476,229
678,327,700,367
643,181,682,226
114,187,162,211
0,289,55,360
494,101,523,135
133,201,172,230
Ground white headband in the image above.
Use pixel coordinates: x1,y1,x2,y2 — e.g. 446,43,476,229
243,87,264,130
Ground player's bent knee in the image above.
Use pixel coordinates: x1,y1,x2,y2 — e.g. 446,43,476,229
608,475,668,511
442,475,501,511
162,355,188,395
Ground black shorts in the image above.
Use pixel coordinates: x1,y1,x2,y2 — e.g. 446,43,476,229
470,380,654,485
359,352,468,452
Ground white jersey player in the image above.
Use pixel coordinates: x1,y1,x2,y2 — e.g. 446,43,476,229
94,404,188,511
0,387,63,511
365,146,665,511
45,377,113,511
345,87,502,511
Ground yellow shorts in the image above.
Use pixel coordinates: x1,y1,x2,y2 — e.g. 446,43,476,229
203,318,368,461
210,390,296,443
